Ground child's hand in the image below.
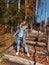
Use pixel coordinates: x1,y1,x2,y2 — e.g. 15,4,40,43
13,35,15,37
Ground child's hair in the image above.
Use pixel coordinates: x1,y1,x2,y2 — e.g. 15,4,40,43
21,20,27,26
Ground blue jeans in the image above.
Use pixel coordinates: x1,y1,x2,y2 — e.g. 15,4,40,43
16,36,29,53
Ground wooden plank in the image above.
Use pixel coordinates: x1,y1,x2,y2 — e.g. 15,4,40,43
30,31,46,35
26,40,46,47
39,35,47,37
29,49,46,55
29,33,47,38
4,54,43,65
29,34,38,37
26,38,35,41
26,37,46,42
38,38,46,40
30,31,38,34
37,42,46,47
26,40,36,45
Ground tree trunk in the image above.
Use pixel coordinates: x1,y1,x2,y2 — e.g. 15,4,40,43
47,33,49,60
25,0,28,20
45,0,48,33
35,0,38,20
7,0,9,9
40,0,44,31
18,0,20,12
4,0,9,24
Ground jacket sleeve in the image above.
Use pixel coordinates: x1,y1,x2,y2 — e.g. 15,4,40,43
25,29,28,37
13,29,19,36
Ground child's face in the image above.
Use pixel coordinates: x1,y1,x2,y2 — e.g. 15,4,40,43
21,21,28,29
21,21,26,26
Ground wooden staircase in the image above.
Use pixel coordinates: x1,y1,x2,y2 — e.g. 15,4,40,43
4,31,49,65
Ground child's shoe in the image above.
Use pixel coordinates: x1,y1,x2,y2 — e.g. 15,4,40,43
16,52,19,55
27,53,30,57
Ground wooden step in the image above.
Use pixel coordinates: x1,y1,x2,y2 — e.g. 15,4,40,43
26,37,35,41
26,37,46,42
29,33,47,38
26,40,36,45
26,40,46,47
4,54,43,65
38,38,46,42
29,34,38,37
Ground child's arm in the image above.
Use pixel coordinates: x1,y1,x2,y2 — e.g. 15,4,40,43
25,28,29,37
13,30,19,37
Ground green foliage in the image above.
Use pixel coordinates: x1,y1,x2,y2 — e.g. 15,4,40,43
0,0,35,25
8,3,18,16
0,0,6,3
0,0,24,25
0,52,4,58
0,3,7,17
